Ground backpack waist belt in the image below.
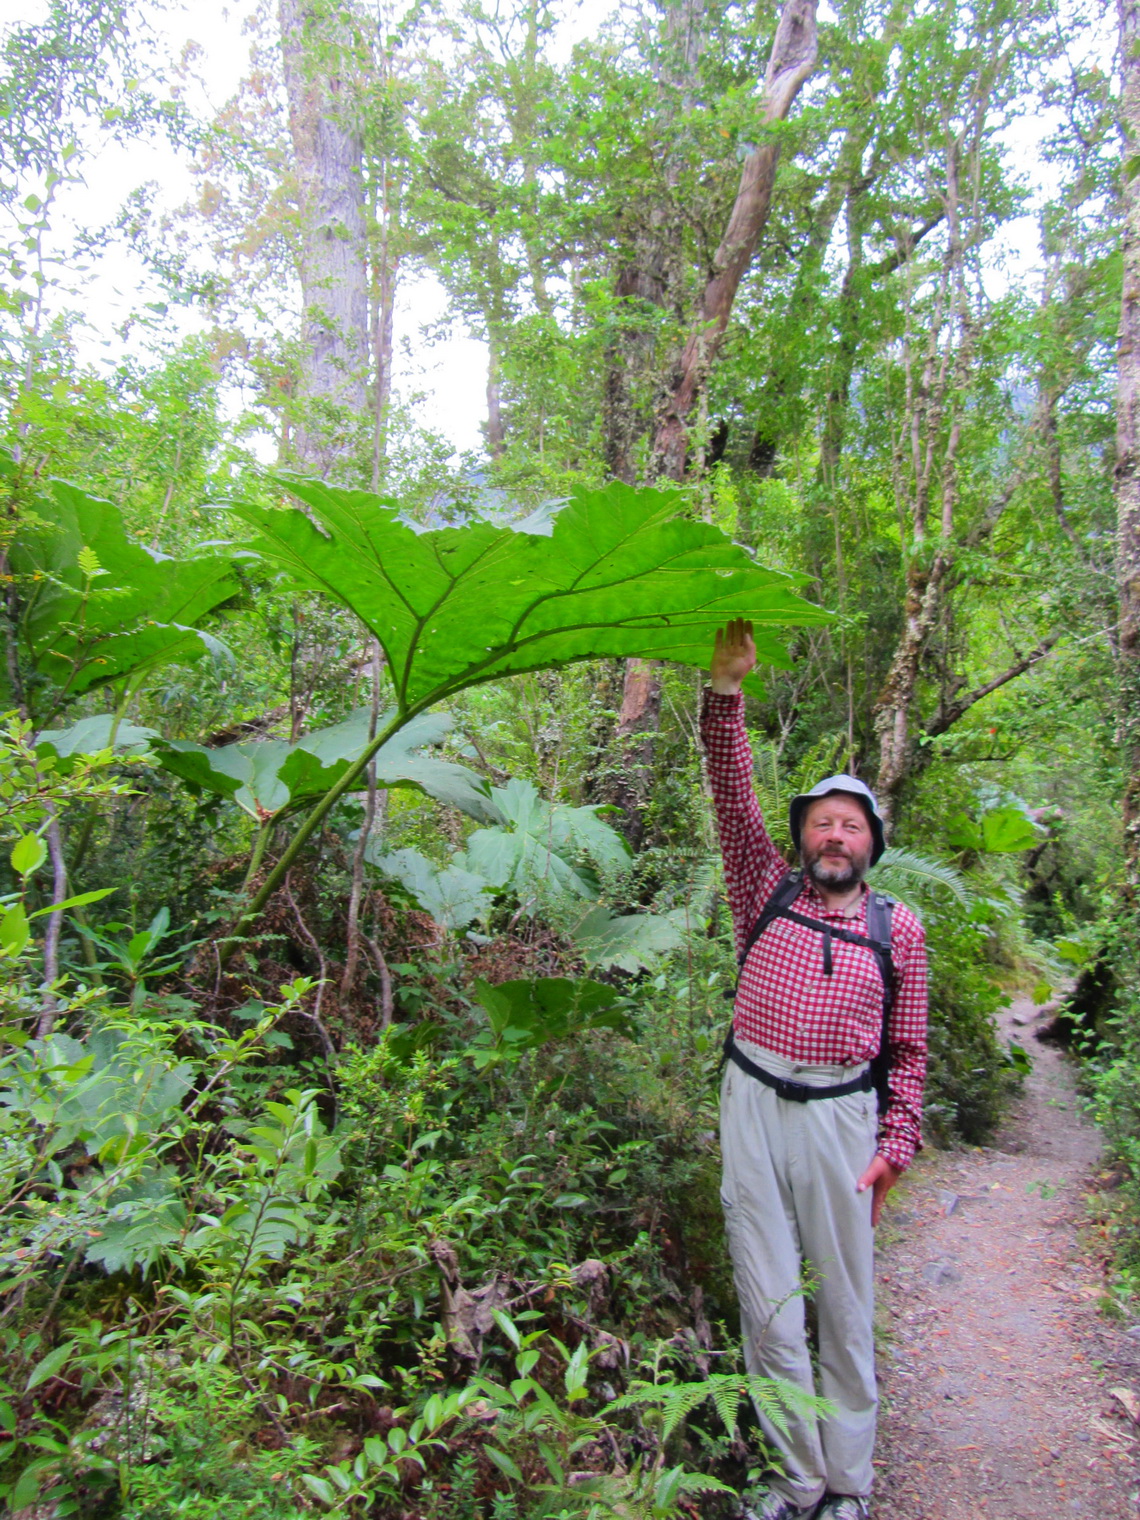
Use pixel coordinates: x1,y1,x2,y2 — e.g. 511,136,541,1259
723,1030,873,1103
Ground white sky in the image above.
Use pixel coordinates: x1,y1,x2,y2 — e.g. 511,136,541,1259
5,0,498,458
3,0,1117,463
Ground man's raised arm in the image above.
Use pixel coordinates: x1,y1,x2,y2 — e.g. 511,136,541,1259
700,619,786,948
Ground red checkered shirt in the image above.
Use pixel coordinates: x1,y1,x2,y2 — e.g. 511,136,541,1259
701,690,927,1171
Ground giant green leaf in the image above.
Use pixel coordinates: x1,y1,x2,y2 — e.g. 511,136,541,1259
462,778,630,907
471,976,630,1057
36,713,158,760
231,478,826,712
570,903,689,972
946,806,1039,854
218,478,826,958
156,709,500,823
11,480,238,701
368,845,493,931
980,807,1040,853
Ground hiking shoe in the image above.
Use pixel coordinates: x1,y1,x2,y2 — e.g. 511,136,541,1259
816,1496,870,1520
744,1491,820,1520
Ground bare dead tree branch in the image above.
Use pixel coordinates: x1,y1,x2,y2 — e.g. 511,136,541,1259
342,640,383,998
650,0,819,481
924,633,1061,738
35,809,68,1038
362,927,394,1030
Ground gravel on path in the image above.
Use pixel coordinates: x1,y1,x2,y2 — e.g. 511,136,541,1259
872,996,1140,1518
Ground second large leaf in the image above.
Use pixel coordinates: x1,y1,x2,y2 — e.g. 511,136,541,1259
12,481,238,700
233,480,827,712
463,779,629,906
156,710,500,823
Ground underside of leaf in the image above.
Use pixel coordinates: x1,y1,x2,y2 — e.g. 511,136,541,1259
232,478,828,713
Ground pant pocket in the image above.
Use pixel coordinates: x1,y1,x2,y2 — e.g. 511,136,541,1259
720,1187,738,1253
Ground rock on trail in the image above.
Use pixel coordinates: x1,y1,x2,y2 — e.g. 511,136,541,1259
873,996,1140,1518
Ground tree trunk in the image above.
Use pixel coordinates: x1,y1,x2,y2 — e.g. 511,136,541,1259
370,181,399,491
602,0,701,485
604,250,671,486
606,0,817,850
598,0,711,845
1117,0,1140,888
650,0,818,481
279,0,368,476
486,337,507,459
872,133,970,829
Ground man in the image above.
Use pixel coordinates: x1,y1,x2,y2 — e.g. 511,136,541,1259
702,619,928,1520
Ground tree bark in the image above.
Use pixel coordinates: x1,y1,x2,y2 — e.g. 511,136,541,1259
649,0,818,482
604,250,672,486
605,0,818,848
872,130,971,829
602,0,701,485
1117,0,1140,888
369,163,399,491
279,0,368,476
486,336,507,459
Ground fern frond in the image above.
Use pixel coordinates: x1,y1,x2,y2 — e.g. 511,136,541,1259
744,1373,831,1436
708,1379,742,1437
787,733,849,797
606,1371,828,1447
869,847,974,912
678,1472,739,1496
599,1385,664,1416
659,1380,718,1441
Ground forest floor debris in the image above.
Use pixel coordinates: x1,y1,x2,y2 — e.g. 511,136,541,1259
873,996,1140,1519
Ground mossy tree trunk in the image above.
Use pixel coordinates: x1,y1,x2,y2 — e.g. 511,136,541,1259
1117,0,1140,890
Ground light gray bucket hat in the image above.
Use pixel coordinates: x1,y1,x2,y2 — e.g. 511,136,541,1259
788,774,886,867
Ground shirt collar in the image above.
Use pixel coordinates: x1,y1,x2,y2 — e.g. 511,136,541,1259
799,875,868,920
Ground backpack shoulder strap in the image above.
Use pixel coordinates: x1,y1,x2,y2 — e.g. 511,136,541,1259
865,891,897,1115
721,870,803,1008
736,869,803,971
864,892,897,1005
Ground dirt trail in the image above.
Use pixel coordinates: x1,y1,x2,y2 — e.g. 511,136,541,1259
873,996,1140,1518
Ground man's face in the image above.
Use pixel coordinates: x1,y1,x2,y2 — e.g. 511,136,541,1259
801,793,874,890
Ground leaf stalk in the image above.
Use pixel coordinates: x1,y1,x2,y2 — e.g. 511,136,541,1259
218,708,408,966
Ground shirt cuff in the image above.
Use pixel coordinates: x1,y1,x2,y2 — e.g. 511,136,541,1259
700,688,744,718
877,1130,920,1173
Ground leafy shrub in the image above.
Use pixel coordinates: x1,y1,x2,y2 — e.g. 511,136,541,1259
922,902,1018,1145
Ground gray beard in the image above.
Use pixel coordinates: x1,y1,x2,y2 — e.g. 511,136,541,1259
805,853,866,891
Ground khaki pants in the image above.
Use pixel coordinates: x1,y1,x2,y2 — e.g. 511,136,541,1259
720,1037,879,1508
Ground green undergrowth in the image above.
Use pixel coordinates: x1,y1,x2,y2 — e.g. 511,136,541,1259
1080,914,1140,1302
0,888,1028,1517
0,515,1046,1516
0,917,783,1518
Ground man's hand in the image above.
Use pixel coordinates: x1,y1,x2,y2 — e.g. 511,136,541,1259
711,618,758,694
856,1153,901,1227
